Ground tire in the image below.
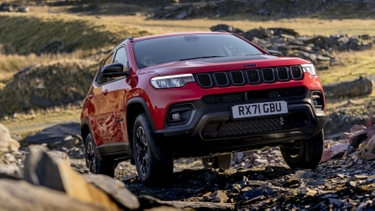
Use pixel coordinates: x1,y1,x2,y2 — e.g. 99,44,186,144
202,154,232,170
280,130,324,169
85,134,115,177
132,114,173,185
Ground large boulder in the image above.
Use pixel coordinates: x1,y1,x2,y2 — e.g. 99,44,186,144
323,77,373,98
0,123,19,152
0,179,110,211
23,147,120,210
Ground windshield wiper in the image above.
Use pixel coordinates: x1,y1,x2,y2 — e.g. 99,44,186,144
179,55,224,61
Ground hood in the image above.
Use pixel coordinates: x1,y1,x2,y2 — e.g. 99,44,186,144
139,55,310,76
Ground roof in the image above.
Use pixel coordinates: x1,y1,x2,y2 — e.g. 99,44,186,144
132,31,229,42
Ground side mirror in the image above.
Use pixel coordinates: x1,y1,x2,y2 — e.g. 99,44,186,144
101,63,129,78
266,50,282,57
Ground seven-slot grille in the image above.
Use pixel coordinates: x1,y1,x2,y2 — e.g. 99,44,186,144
195,66,303,88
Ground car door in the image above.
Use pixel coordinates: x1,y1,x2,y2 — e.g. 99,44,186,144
89,53,115,153
102,47,131,154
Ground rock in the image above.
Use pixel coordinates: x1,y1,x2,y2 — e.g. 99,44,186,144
203,190,229,203
82,174,140,210
23,147,119,210
210,24,235,32
323,77,373,98
322,149,333,163
47,150,71,166
0,123,20,152
358,135,375,160
138,195,234,210
174,10,187,19
0,179,110,211
350,125,367,133
0,163,22,179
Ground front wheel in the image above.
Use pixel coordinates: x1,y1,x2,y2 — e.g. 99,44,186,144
132,114,173,185
202,154,232,170
280,130,324,169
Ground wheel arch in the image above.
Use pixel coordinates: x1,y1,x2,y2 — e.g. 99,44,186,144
80,118,91,145
126,97,156,153
80,118,103,160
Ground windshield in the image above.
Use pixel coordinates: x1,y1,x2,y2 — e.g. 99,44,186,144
132,34,264,68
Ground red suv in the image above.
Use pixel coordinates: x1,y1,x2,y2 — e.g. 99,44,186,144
80,32,327,184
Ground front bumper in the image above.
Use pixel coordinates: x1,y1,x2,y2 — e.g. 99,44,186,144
154,90,327,158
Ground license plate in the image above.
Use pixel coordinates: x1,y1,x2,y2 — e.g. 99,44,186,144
232,101,288,119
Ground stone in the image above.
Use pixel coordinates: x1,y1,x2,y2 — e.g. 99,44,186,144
82,174,140,210
0,123,20,152
323,77,373,98
358,135,375,160
138,195,234,210
203,190,228,203
47,150,71,166
0,179,110,211
23,147,119,210
0,163,22,179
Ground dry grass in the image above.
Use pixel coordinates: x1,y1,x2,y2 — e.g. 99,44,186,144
319,49,375,84
2,105,82,137
0,51,91,83
108,16,375,37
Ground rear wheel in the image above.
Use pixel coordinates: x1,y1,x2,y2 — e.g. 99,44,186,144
132,114,173,185
85,134,115,177
202,154,232,170
280,130,324,169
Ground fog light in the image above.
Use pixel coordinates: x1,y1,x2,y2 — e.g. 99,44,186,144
171,113,181,120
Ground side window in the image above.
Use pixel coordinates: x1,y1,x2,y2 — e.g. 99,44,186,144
103,54,113,66
96,53,114,85
113,47,128,69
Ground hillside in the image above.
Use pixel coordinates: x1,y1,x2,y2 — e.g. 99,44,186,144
0,1,375,133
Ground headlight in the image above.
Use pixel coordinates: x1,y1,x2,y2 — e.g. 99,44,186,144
301,64,317,76
150,74,195,89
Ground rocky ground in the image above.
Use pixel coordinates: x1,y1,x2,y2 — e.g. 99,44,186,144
2,106,375,210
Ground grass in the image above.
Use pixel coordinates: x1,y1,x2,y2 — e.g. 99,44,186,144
3,105,82,138
0,13,151,55
319,49,375,84
0,51,91,83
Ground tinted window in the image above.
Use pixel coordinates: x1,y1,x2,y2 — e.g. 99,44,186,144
96,53,114,85
132,34,264,68
113,47,128,68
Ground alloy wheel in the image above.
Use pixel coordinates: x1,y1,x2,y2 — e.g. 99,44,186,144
135,126,150,176
86,141,96,173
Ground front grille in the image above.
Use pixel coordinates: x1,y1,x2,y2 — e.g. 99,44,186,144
201,112,309,139
196,74,213,87
246,69,261,84
276,67,289,81
230,71,245,85
262,68,275,82
213,72,229,87
202,87,306,104
195,65,304,88
291,66,303,79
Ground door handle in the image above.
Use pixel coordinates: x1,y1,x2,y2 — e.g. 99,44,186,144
102,89,108,96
